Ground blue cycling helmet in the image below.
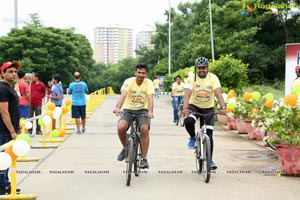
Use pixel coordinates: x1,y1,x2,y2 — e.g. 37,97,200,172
195,57,208,67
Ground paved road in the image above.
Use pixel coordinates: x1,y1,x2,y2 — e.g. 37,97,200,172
10,94,300,200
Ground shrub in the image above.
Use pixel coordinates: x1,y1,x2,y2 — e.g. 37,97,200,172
210,54,248,94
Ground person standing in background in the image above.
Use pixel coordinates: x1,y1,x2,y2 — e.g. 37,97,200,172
28,72,46,136
46,80,52,102
15,70,31,119
50,74,63,130
68,72,89,134
0,61,21,195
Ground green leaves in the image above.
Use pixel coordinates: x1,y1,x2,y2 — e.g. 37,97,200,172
0,19,93,90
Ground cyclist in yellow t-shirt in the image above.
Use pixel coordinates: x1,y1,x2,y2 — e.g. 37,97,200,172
171,75,184,122
153,76,160,98
113,63,154,169
183,57,226,170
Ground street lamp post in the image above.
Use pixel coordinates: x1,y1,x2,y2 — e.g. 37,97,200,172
14,0,18,29
209,0,215,61
168,0,171,75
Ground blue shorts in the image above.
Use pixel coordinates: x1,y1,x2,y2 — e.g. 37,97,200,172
20,105,29,118
71,105,86,119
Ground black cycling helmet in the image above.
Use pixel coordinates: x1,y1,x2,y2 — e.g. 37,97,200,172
195,57,208,67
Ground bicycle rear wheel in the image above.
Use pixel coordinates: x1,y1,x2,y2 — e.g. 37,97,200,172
195,134,202,173
202,134,211,183
126,138,134,186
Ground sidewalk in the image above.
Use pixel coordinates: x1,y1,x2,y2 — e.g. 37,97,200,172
7,94,300,200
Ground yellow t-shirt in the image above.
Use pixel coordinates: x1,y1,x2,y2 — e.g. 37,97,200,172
172,82,185,96
121,77,154,110
184,72,221,108
153,79,160,89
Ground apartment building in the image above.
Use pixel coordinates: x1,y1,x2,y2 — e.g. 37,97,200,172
135,30,155,53
94,26,134,64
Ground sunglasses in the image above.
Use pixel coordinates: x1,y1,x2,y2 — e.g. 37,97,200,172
196,66,207,70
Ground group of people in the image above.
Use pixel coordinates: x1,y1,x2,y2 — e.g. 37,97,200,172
0,61,89,195
13,69,65,134
113,57,226,171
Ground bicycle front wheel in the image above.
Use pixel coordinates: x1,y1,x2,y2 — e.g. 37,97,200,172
134,140,141,177
179,105,185,127
195,135,202,173
202,134,211,183
126,138,134,186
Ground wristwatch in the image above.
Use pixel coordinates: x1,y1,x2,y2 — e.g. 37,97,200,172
221,106,226,110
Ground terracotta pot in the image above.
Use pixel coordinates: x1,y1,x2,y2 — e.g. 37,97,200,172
276,145,300,175
235,118,248,134
247,125,264,140
217,114,227,125
227,117,237,130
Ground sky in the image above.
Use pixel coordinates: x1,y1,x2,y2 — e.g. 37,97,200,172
0,0,194,44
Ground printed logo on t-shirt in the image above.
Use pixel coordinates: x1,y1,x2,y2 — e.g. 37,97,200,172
195,90,210,102
130,95,145,108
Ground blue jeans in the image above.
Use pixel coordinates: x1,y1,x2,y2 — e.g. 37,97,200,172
172,96,183,120
0,134,12,189
154,88,159,97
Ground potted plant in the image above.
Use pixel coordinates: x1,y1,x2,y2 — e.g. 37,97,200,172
264,93,300,175
230,92,260,134
250,94,276,140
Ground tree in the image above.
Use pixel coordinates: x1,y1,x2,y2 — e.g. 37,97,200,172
0,14,93,90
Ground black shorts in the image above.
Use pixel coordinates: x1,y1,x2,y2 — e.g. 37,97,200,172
71,105,86,119
188,104,214,127
119,109,150,130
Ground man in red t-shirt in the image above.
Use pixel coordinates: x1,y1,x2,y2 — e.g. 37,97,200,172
15,70,31,118
28,72,46,136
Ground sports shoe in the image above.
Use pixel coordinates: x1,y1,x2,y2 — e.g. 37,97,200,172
139,157,149,169
117,148,126,161
29,133,35,137
36,131,42,135
188,137,196,149
210,160,218,170
0,186,21,195
82,128,86,134
76,129,81,134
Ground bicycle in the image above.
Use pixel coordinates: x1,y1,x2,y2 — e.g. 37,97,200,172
154,88,160,98
263,131,276,151
190,111,215,183
123,113,144,186
175,98,184,127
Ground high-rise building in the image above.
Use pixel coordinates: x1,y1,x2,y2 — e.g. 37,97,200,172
94,26,134,64
136,30,155,53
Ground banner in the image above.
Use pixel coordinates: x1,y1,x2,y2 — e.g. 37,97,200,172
285,43,300,95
